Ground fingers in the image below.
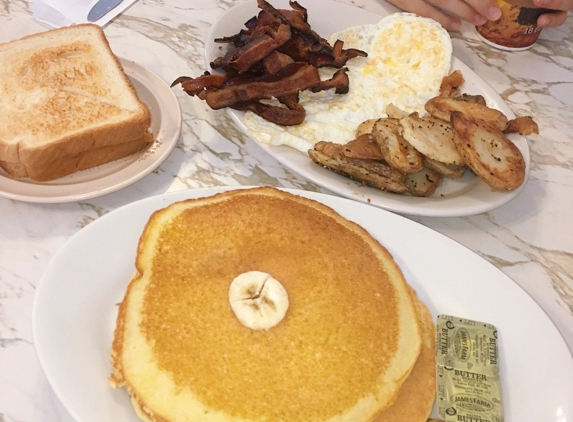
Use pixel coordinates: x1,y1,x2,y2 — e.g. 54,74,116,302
537,10,569,27
384,0,570,30
460,0,503,20
427,0,501,26
533,0,573,11
385,0,463,30
533,0,571,27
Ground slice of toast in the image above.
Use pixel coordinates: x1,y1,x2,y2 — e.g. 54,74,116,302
0,132,153,181
0,24,151,180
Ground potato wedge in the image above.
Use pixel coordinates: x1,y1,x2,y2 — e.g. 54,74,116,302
439,69,465,97
423,157,465,179
385,103,409,119
405,167,443,197
355,119,378,138
341,134,384,160
400,113,464,165
504,116,539,136
454,93,487,106
451,111,525,191
372,118,423,174
425,96,508,131
309,141,407,193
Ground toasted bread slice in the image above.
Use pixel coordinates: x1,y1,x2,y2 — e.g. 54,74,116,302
110,187,422,422
0,24,151,179
452,111,526,191
0,132,153,181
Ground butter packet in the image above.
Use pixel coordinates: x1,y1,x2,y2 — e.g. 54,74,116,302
435,315,504,422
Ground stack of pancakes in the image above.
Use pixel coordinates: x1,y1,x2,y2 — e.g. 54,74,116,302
110,187,435,422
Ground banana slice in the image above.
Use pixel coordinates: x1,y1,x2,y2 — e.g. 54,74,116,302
229,271,289,330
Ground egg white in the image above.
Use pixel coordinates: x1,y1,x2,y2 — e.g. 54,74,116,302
244,13,452,153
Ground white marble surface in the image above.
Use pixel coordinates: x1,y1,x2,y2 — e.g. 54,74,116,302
0,0,572,421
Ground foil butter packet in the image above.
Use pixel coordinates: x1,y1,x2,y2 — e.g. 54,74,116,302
435,315,504,422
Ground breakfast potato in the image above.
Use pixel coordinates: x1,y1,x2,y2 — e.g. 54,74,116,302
309,67,534,197
504,116,539,135
451,111,525,191
423,157,466,179
355,119,378,138
309,141,408,193
385,103,409,119
405,167,443,197
400,113,465,165
372,118,423,174
341,134,384,160
439,69,464,97
425,96,508,131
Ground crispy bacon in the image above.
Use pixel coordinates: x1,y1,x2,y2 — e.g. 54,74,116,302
311,67,349,94
200,62,320,109
220,23,291,74
172,0,367,125
234,99,306,126
263,50,294,74
170,73,227,95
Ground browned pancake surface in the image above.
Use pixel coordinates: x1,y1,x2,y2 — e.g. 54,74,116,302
140,194,400,420
111,188,423,422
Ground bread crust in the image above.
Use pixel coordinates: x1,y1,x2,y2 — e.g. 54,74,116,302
0,24,152,180
18,112,151,169
0,132,152,181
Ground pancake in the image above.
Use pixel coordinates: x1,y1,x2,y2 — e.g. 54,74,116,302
372,288,436,422
110,187,422,422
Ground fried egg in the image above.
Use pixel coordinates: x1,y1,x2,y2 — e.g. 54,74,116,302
244,13,452,153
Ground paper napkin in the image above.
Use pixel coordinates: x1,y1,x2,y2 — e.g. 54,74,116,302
32,0,137,28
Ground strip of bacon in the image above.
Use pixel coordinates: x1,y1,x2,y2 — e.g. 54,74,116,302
201,62,320,109
234,99,306,126
173,0,368,126
221,23,291,73
171,73,227,95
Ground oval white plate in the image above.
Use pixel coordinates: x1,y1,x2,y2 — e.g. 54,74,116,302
32,187,572,422
0,58,182,203
204,0,530,217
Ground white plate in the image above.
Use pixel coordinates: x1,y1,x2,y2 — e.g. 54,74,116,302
33,187,572,422
0,58,182,203
204,0,530,217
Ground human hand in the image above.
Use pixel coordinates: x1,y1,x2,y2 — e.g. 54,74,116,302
384,0,502,30
534,0,572,27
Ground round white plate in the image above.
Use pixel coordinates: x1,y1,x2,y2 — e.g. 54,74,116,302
204,0,530,217
33,187,572,422
0,58,182,203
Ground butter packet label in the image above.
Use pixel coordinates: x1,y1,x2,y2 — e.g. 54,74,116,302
435,315,503,422
436,315,499,376
436,365,504,421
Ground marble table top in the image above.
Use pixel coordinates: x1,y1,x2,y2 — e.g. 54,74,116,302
0,0,572,421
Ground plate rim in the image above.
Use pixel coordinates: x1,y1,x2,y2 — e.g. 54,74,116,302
0,58,182,203
204,0,530,217
31,186,573,422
